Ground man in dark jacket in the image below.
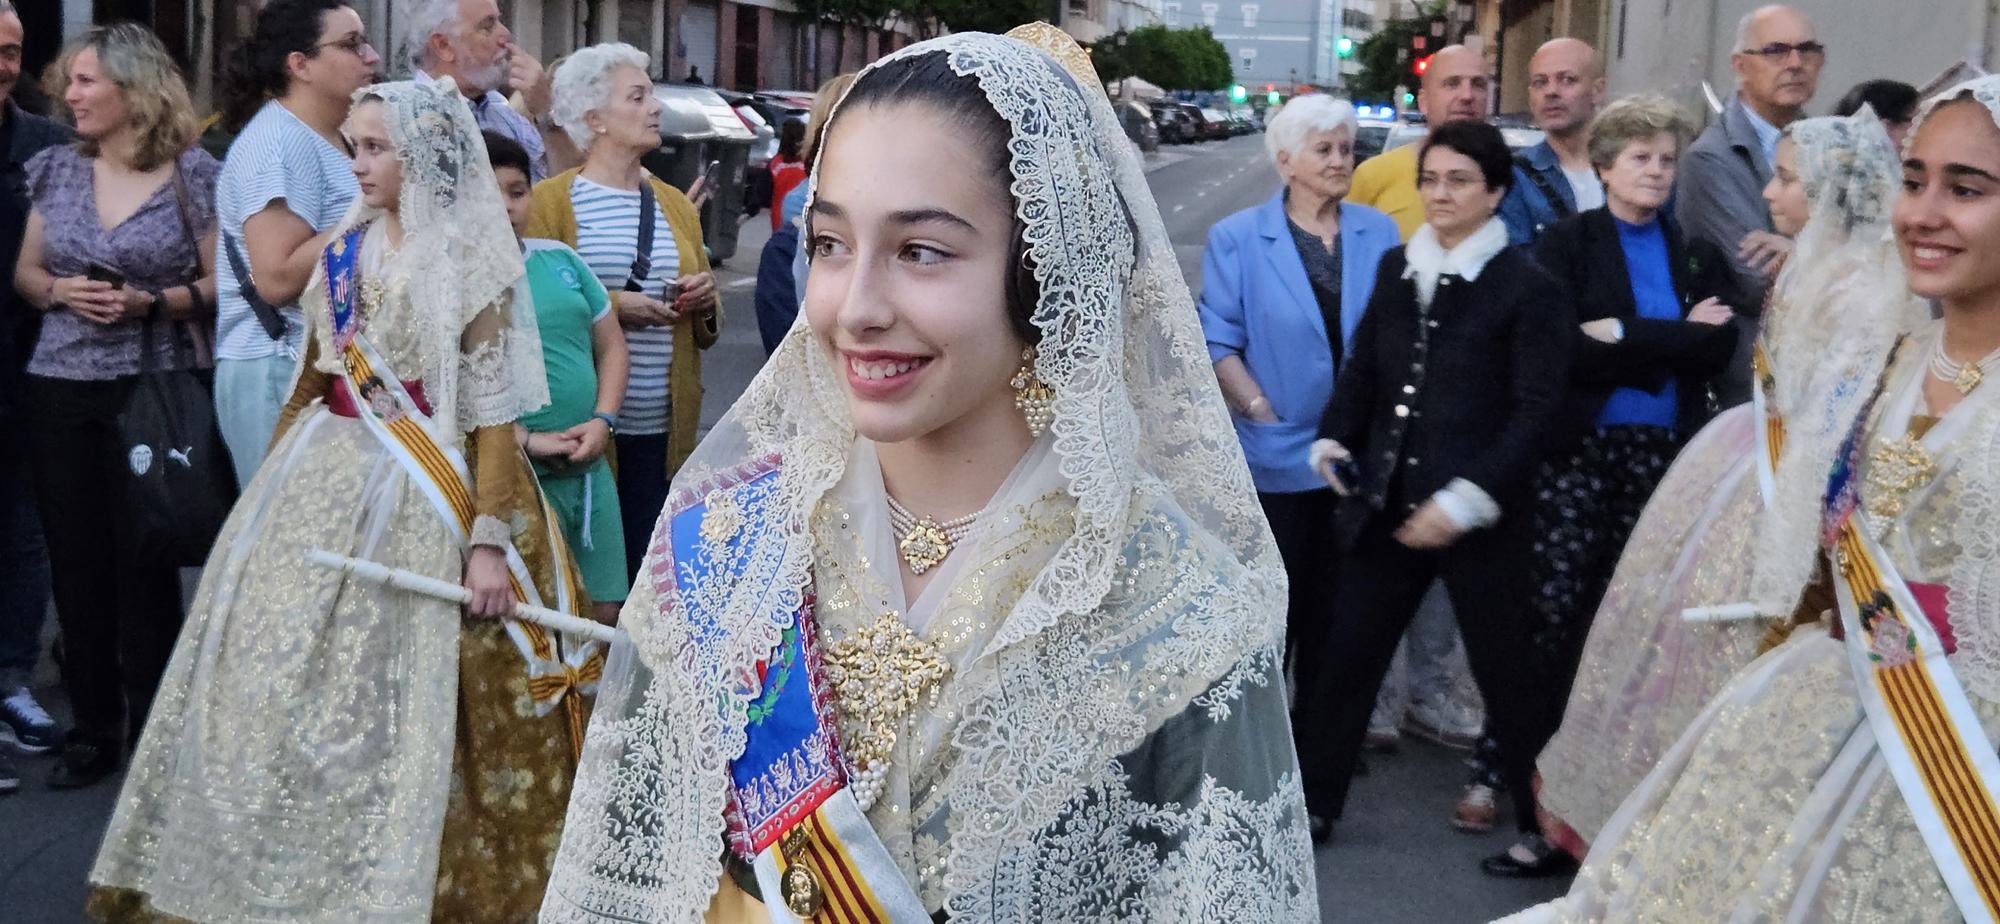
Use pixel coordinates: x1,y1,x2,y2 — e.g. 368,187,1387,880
0,0,74,790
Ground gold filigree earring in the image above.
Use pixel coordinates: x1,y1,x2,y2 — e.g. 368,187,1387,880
1011,346,1055,436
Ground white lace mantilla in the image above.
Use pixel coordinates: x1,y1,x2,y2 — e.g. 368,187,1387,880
539,30,1311,924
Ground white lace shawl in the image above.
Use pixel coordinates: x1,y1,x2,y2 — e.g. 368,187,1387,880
1750,109,1928,617
539,31,1313,923
305,77,547,435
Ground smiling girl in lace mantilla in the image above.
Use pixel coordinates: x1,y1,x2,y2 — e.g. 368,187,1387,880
539,26,1316,924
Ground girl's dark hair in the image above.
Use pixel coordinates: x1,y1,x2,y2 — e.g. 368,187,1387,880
1420,119,1516,192
830,51,1041,344
220,0,349,132
482,129,531,180
777,118,807,162
1835,79,1920,125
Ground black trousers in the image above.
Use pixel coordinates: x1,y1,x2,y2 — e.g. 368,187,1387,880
24,374,186,750
615,431,671,584
1296,511,1546,833
1258,488,1340,676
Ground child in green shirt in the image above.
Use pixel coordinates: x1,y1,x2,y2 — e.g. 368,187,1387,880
487,131,631,621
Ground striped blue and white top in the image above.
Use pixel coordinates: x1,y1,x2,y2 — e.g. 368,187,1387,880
212,101,358,361
570,175,681,436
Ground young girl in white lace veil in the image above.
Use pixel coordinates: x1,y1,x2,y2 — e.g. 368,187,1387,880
540,27,1315,924
1531,108,1923,858
88,77,598,923
1502,76,2000,922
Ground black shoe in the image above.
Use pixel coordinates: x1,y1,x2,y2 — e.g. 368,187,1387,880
47,740,119,790
1480,834,1579,879
1308,814,1335,846
0,751,18,795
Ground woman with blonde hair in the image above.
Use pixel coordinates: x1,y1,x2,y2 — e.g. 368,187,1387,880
527,42,720,583
13,22,218,790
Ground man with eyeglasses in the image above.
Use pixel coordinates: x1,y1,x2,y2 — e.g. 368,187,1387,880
406,0,555,181
1677,3,1823,407
0,0,69,795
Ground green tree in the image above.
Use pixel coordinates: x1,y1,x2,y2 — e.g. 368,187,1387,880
924,0,1049,37
1352,4,1447,100
1109,24,1231,91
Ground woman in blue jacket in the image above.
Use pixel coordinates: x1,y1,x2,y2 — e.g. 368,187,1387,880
1197,94,1398,672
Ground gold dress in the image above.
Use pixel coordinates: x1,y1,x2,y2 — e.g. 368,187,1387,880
88,225,583,924
1503,323,2000,923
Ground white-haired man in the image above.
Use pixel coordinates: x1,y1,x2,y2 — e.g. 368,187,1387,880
406,0,556,179
1677,3,1823,406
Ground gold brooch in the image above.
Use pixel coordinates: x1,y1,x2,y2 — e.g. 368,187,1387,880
822,611,950,809
1863,433,1938,523
699,490,743,548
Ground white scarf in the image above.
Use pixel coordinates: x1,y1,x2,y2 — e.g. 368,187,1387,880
1401,216,1511,308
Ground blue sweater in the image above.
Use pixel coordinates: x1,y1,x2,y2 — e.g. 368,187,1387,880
1597,216,1681,429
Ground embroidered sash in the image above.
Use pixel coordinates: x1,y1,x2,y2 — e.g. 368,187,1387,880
1833,513,2000,923
659,464,927,922
1751,343,1784,508
321,227,604,748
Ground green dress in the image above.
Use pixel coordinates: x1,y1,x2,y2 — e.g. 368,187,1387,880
519,239,628,603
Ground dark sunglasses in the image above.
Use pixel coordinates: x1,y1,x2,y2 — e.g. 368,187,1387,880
1745,41,1825,61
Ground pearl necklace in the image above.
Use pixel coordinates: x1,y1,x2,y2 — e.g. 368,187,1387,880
886,494,987,575
1929,335,2000,395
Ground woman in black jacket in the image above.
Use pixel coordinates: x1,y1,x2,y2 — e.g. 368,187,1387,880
1514,95,1741,858
1293,120,1575,867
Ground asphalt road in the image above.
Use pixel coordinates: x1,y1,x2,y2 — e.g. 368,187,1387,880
0,131,1571,923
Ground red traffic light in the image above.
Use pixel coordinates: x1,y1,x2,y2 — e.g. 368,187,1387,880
1413,55,1431,76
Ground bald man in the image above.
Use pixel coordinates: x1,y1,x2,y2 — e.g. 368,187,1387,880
1678,4,1823,407
1497,38,1607,244
1349,44,1489,240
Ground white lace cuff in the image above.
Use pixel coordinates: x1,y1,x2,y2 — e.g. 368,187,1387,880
470,514,513,551
1430,478,1500,531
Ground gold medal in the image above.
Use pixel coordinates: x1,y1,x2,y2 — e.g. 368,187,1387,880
778,828,824,918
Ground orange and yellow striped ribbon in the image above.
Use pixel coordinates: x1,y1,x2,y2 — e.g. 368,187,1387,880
1838,521,2000,919
771,810,891,923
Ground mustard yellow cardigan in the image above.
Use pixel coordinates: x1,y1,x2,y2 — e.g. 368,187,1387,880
524,168,722,476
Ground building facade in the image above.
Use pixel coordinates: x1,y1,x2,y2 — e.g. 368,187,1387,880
1163,0,1347,88
1060,0,1166,44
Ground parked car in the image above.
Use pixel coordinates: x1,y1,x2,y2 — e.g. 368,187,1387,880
1180,103,1224,141
1200,107,1236,139
1152,105,1193,144
1114,100,1160,153
1355,118,1397,162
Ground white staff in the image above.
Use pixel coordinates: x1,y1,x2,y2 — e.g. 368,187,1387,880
307,549,624,644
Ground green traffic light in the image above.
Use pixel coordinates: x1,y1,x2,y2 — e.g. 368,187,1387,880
1402,92,1415,105
1230,84,1247,102
1336,37,1354,58
1267,90,1281,105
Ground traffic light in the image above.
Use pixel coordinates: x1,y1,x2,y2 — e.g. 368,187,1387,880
1267,89,1281,105
1336,36,1354,58
1230,84,1246,103
1413,55,1431,76
1402,91,1416,106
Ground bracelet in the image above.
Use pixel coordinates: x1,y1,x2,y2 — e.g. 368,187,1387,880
182,284,202,311
1246,395,1270,413
590,411,618,434
149,290,169,320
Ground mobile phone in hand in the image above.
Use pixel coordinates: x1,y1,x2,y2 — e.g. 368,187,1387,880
86,262,125,289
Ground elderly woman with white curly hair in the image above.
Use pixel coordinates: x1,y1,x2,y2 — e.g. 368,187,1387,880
1195,94,1398,684
525,42,720,585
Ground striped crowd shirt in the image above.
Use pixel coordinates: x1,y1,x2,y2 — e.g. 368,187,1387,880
570,175,681,436
212,101,358,361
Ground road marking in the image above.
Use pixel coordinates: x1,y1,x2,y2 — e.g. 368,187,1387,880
725,277,758,290
1173,203,1185,212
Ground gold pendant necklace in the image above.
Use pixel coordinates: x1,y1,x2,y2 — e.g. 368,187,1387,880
1928,335,2000,396
886,494,986,575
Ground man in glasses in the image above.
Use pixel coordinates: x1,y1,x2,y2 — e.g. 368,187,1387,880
1677,3,1823,407
406,0,555,180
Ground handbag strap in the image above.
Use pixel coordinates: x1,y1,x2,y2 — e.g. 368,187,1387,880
221,232,290,341
623,179,656,293
1514,154,1575,221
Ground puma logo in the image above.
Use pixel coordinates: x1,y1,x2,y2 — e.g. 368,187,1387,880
167,446,193,467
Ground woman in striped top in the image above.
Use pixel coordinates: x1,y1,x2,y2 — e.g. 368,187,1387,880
527,43,720,582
